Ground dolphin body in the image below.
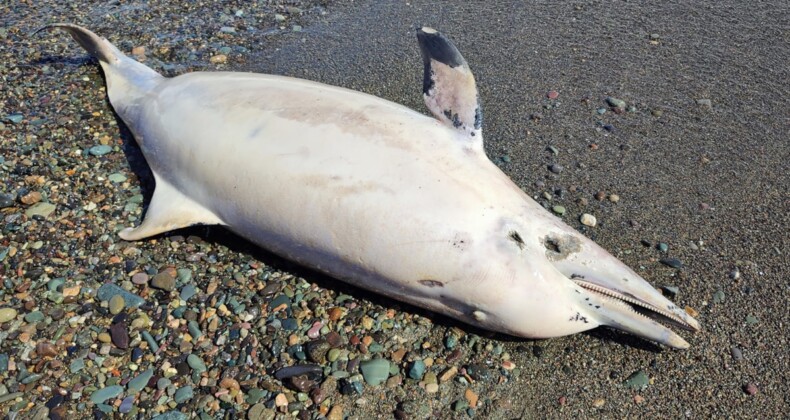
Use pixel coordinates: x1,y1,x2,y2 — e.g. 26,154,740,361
39,24,699,348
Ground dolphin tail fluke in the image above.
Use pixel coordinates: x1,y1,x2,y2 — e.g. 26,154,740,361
36,23,163,103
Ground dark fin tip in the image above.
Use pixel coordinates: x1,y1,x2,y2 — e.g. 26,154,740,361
417,27,465,68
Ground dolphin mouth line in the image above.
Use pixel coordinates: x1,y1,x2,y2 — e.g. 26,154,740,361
572,279,699,332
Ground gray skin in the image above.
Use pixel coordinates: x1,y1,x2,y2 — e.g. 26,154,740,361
38,24,700,349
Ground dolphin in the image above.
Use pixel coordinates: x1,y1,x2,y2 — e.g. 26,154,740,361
37,24,699,348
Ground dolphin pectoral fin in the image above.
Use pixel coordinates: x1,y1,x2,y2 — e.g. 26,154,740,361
416,27,482,139
118,176,223,241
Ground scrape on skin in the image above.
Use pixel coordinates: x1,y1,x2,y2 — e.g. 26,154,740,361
418,279,444,288
542,233,582,261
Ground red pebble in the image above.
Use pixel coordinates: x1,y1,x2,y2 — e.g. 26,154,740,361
558,396,567,405
547,90,559,99
743,383,758,395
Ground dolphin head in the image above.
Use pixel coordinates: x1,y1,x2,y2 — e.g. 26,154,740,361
468,212,701,349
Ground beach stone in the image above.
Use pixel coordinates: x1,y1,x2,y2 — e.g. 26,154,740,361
119,396,134,414
407,360,426,380
580,213,597,227
25,311,45,323
360,358,390,386
0,308,17,323
97,284,145,308
174,385,193,403
90,385,123,403
552,205,566,216
0,193,14,208
151,273,176,291
151,412,188,420
743,383,758,395
180,284,197,301
88,145,112,156
659,258,683,269
606,97,626,109
108,295,125,314
248,403,275,420
696,98,712,108
25,202,56,218
108,173,127,183
187,354,207,373
128,368,154,393
548,163,563,174
624,371,649,389
110,322,129,349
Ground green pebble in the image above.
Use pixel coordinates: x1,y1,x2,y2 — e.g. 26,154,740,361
47,278,65,292
187,354,207,373
152,411,188,420
327,348,341,362
70,358,85,373
623,370,649,389
90,385,124,403
658,243,669,252
746,315,758,325
128,369,154,394
552,205,566,215
408,360,426,380
142,331,159,352
89,145,112,156
0,308,17,323
108,173,127,183
187,320,203,339
24,311,45,323
713,290,725,304
109,295,125,314
360,358,390,386
174,386,193,403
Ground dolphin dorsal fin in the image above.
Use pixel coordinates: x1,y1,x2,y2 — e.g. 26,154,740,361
417,27,482,141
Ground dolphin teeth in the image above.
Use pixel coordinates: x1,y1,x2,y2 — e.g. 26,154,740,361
572,279,697,332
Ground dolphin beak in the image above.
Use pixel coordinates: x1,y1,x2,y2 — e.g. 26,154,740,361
543,228,701,349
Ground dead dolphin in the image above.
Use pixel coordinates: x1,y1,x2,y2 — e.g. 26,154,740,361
38,24,700,348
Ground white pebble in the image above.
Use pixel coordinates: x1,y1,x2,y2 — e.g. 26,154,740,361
580,213,597,227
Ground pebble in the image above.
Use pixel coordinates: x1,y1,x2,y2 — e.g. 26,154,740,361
606,97,626,109
128,368,154,393
119,396,135,414
108,294,125,314
580,213,597,227
0,308,17,323
731,346,743,362
662,286,679,296
248,403,275,420
0,193,14,208
108,173,127,183
713,289,725,304
25,311,45,323
326,405,344,420
174,385,194,403
360,358,390,386
659,258,683,269
658,242,669,252
548,163,563,174
210,54,228,64
552,205,566,216
110,322,129,349
408,360,426,380
187,354,207,373
743,383,758,395
97,284,145,308
464,388,479,407
745,315,758,325
152,412,188,420
696,98,712,108
88,145,113,156
25,202,56,219
90,385,123,403
624,371,649,389
547,90,559,99
151,272,176,291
